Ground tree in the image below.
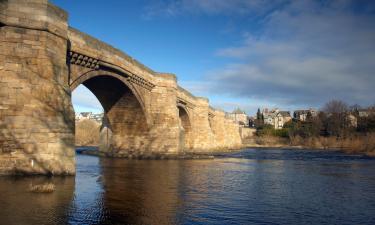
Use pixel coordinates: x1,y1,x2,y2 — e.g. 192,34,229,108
357,106,375,132
306,111,313,121
255,108,264,128
323,100,348,114
256,108,261,120
322,100,349,137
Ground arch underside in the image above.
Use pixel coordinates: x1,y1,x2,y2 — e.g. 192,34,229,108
72,74,150,154
178,106,193,151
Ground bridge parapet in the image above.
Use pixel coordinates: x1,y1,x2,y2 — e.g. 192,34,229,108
68,28,156,87
0,0,68,39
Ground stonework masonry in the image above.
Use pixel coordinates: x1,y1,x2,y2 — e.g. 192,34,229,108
0,0,243,175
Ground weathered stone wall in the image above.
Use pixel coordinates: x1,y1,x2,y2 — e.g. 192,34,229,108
0,0,75,175
147,74,181,154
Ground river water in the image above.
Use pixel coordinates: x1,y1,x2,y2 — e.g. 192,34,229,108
0,148,374,225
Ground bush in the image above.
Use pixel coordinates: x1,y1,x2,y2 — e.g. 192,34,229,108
75,119,100,146
256,124,289,138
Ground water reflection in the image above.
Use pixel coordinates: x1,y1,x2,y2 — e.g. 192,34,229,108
0,149,375,225
98,159,181,224
0,176,74,225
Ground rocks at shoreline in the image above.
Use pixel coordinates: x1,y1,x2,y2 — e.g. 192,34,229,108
77,149,216,160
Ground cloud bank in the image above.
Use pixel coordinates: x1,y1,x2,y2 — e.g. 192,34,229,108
210,0,375,109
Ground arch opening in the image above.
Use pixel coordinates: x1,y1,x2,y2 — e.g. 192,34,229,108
72,75,149,154
72,85,103,148
178,106,193,151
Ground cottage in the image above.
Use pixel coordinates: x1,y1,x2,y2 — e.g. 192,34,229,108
261,108,291,129
75,112,92,121
347,114,358,128
275,111,292,129
293,109,318,121
263,108,279,126
358,109,375,118
226,108,249,126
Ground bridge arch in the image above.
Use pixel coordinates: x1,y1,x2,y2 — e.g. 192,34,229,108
177,105,193,151
70,70,151,154
70,69,147,114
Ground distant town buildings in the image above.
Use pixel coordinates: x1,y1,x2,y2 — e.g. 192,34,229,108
75,112,104,123
210,105,373,131
247,104,375,131
358,109,375,118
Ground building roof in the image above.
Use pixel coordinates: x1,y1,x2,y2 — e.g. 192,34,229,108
232,108,246,114
80,112,92,117
294,110,309,113
278,111,291,117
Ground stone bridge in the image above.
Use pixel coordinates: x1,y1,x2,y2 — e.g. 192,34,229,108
0,0,242,175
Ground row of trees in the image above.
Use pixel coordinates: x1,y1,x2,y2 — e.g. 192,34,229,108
255,100,375,139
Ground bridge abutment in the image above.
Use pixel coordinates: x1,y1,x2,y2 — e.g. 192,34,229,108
0,0,75,175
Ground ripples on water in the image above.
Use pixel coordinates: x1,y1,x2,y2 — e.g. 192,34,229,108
0,148,375,225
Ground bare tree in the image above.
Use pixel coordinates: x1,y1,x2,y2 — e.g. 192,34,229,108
75,120,100,146
322,100,349,137
323,100,348,114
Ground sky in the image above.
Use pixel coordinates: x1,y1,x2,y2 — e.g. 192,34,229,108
51,0,375,115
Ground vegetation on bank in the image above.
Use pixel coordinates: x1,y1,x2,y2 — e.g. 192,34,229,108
254,100,375,155
29,183,55,193
75,120,100,146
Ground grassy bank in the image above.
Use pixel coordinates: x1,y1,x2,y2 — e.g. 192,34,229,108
244,133,375,156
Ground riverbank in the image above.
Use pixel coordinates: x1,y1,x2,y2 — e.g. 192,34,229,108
243,134,375,157
77,148,217,160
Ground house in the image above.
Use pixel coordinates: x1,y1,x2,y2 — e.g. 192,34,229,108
226,108,249,127
90,113,104,123
275,111,292,129
347,114,358,128
358,109,375,118
263,108,279,126
293,109,318,121
75,112,104,123
248,116,255,127
261,108,291,129
75,112,92,121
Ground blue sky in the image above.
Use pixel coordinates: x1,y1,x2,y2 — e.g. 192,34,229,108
52,0,375,115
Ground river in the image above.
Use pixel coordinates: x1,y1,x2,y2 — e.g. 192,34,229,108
0,148,374,225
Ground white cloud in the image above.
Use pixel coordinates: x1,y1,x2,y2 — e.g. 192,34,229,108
208,0,375,110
